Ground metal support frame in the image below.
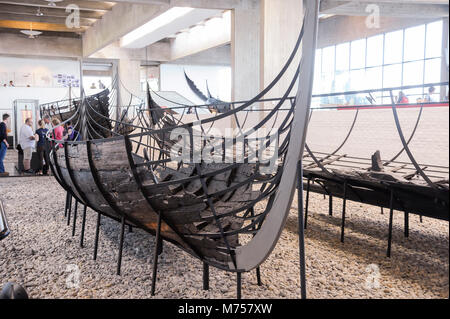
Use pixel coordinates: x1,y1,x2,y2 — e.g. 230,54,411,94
203,262,209,291
80,205,87,248
404,212,409,238
117,215,126,276
93,213,101,260
71,200,78,236
67,195,72,226
340,180,347,243
236,272,242,300
151,213,162,296
64,192,70,217
304,177,311,229
297,161,307,299
387,189,395,257
329,195,333,216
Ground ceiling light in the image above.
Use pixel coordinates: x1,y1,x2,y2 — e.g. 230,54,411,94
45,0,63,7
21,30,42,39
121,7,195,47
20,23,42,39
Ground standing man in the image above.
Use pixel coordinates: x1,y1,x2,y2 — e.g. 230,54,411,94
19,118,36,174
0,114,10,177
43,115,52,131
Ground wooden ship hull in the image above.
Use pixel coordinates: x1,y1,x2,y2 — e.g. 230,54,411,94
52,137,260,268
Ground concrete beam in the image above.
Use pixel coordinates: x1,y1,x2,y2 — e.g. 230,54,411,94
89,40,171,62
0,0,114,12
0,32,82,58
321,0,448,18
82,3,168,57
121,8,222,49
169,44,230,65
87,0,169,4
317,14,437,48
0,4,104,19
170,11,230,60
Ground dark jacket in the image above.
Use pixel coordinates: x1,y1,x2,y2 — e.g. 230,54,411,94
0,122,7,145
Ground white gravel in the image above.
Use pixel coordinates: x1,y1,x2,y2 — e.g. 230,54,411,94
0,176,448,299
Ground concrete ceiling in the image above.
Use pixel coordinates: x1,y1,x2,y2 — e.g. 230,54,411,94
0,0,118,37
0,0,447,41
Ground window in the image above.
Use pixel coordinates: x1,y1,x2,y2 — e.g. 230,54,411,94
367,35,384,67
384,30,403,65
404,25,425,62
313,19,444,106
350,39,366,70
426,20,443,58
336,42,350,71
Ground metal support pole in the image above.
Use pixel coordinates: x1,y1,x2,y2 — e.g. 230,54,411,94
129,225,133,233
236,272,242,300
250,207,263,287
256,267,262,286
404,212,409,238
304,177,311,229
387,189,394,258
329,195,333,216
340,180,347,243
381,207,384,215
93,213,101,260
67,195,72,225
297,161,307,299
117,215,126,276
420,215,423,223
151,213,162,296
80,205,87,248
64,192,70,217
203,262,209,291
71,200,78,236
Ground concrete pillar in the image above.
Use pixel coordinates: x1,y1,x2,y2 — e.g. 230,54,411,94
260,0,303,110
441,18,449,101
231,0,303,113
118,58,142,106
231,0,261,103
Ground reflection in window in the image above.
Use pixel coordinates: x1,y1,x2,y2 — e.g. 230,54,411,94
404,25,425,62
367,35,384,67
384,30,403,65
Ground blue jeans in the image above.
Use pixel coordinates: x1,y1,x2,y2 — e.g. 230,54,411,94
0,141,6,173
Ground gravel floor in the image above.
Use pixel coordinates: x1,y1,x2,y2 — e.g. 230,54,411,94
0,176,448,299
